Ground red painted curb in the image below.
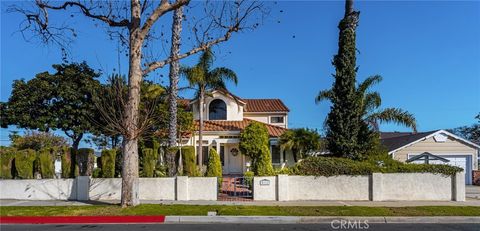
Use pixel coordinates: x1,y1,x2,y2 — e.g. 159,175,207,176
0,216,166,224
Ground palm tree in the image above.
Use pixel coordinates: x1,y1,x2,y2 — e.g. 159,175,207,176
279,128,322,162
180,48,238,167
316,75,417,133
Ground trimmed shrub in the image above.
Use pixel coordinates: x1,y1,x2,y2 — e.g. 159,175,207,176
141,148,156,177
182,146,199,177
206,148,222,189
239,122,274,176
255,145,274,176
76,148,94,176
60,147,72,178
292,156,463,177
92,168,102,178
0,147,16,179
243,171,254,190
38,148,55,178
100,149,116,178
15,149,36,179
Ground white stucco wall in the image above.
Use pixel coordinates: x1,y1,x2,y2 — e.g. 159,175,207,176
255,173,464,202
140,178,176,201
372,173,454,201
0,179,76,200
287,176,370,201
187,177,218,200
253,176,277,201
89,178,122,200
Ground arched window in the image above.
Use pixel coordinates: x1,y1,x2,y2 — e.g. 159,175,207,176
209,99,227,120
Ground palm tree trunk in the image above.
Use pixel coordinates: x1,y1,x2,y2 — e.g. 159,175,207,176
167,6,183,176
198,87,205,167
345,0,354,16
121,0,142,207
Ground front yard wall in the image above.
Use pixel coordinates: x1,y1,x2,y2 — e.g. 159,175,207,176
254,172,465,202
0,177,216,201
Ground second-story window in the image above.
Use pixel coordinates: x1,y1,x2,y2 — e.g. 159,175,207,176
209,99,227,120
270,116,284,123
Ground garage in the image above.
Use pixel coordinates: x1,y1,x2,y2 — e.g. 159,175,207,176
381,130,479,185
407,153,473,184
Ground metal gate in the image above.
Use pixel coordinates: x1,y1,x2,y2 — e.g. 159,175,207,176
218,176,253,201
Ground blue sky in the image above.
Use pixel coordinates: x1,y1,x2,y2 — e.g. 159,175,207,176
1,1,479,147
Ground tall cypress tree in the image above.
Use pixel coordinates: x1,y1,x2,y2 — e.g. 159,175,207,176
325,0,362,159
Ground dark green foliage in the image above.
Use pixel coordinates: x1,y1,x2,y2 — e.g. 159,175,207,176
206,148,222,189
239,122,273,176
0,147,16,179
141,148,156,177
10,131,68,151
92,168,102,178
15,149,36,179
114,149,123,178
292,156,463,177
243,171,254,189
101,149,116,178
6,62,101,150
323,6,362,159
60,147,73,178
182,146,199,177
38,148,55,178
279,128,323,162
76,148,94,176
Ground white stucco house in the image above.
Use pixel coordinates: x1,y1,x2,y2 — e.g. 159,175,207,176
178,89,293,175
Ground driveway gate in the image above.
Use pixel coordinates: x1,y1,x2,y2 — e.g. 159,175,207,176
218,176,253,201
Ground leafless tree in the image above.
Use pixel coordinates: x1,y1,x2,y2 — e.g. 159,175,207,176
10,0,267,207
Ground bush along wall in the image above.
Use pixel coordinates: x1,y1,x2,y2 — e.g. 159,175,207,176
182,146,199,177
38,148,55,178
141,148,156,177
206,148,223,190
101,149,117,178
292,156,464,177
0,147,16,179
15,149,36,179
76,148,94,176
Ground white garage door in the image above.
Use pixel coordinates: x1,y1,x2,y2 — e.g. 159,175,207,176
442,156,472,185
409,155,472,185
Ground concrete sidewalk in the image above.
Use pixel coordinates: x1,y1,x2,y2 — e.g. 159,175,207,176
1,199,480,207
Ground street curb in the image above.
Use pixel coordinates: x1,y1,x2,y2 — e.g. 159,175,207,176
164,216,480,224
0,216,165,224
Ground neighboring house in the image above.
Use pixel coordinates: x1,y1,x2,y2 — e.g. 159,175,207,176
381,130,480,185
181,89,292,174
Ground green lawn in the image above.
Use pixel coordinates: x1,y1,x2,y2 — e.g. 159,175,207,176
1,205,480,217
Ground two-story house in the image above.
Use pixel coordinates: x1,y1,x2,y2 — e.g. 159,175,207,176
181,89,293,174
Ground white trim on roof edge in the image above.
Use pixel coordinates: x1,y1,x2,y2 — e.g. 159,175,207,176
388,129,480,155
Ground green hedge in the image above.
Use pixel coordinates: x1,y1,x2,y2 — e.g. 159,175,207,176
60,147,72,178
141,148,156,177
182,146,199,177
15,149,36,179
206,148,222,189
101,149,117,178
0,147,16,179
38,148,55,178
292,156,463,177
76,148,94,176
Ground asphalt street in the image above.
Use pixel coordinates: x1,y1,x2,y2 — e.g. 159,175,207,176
1,224,479,231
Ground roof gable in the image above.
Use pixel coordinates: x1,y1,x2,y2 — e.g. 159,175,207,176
381,130,480,154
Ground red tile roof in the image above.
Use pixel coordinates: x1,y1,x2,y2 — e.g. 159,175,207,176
195,118,287,137
180,97,289,113
243,99,290,112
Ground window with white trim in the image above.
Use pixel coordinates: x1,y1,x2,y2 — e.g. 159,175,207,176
270,116,284,124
